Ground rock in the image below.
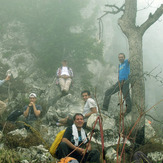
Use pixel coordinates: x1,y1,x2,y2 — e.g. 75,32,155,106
40,125,65,145
105,147,117,162
147,151,163,162
0,131,3,140
8,128,28,138
87,113,116,131
17,145,54,162
21,160,29,163
0,143,4,150
145,119,155,141
0,100,7,116
46,94,83,126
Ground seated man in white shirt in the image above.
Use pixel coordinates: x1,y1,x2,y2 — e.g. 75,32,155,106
81,90,98,128
56,60,73,96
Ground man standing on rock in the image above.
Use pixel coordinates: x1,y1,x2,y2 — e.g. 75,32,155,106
81,90,98,128
103,53,131,114
23,93,42,124
56,59,73,96
56,113,100,163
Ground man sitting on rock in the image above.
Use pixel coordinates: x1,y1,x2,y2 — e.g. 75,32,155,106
56,113,100,163
23,93,42,125
81,90,98,128
56,59,73,96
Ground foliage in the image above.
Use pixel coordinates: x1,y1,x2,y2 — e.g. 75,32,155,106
3,133,42,149
0,122,17,134
137,140,163,154
0,0,103,79
0,149,22,163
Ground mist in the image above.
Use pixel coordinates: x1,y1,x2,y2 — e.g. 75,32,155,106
0,0,163,162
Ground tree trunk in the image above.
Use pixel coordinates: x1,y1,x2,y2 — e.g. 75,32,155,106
118,0,145,144
128,31,145,124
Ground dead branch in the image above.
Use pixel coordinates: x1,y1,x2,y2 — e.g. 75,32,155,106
140,4,163,35
138,0,155,11
97,4,125,20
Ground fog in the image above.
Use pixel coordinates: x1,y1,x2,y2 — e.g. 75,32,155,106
0,0,162,121
95,0,163,120
0,0,163,161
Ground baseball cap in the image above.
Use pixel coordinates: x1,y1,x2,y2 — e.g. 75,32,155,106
29,93,37,98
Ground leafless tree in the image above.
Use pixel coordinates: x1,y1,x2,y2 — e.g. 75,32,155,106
99,0,163,123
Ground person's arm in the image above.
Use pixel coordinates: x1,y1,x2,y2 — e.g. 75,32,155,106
56,68,61,78
23,106,30,118
5,76,10,81
0,76,10,86
0,80,5,86
82,143,91,155
84,107,97,118
62,138,85,155
31,103,41,117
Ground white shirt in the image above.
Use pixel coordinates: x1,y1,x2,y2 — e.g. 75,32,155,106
82,98,98,122
61,67,70,76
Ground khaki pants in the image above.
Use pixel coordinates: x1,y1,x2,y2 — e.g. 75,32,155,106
59,78,72,92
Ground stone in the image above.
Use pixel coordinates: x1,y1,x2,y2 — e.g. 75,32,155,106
0,100,6,116
147,151,163,162
8,128,28,138
105,147,117,162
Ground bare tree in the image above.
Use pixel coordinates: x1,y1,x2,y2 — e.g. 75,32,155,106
99,1,163,123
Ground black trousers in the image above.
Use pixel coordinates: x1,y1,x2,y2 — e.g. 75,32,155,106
56,142,100,163
103,80,131,113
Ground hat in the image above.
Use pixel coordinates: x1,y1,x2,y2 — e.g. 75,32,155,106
29,93,37,98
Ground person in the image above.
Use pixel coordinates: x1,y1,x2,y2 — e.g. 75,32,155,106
56,91,98,127
0,73,10,116
81,90,98,127
0,75,10,86
56,60,73,96
56,113,100,163
23,93,42,124
103,53,132,114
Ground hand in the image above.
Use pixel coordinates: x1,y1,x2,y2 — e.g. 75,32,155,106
77,148,85,155
29,102,34,107
5,76,10,81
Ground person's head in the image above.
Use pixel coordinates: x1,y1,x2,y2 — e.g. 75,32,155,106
73,113,84,129
61,60,67,67
81,90,91,102
118,53,125,63
29,93,37,103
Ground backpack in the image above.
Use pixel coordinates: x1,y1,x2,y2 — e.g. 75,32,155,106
58,157,79,163
49,129,66,156
7,109,23,122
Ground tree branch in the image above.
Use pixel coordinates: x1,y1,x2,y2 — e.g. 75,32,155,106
97,4,124,20
140,4,163,35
